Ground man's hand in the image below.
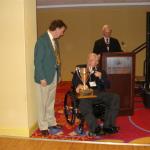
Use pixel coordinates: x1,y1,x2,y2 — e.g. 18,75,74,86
76,84,83,93
94,71,102,78
76,84,88,93
40,80,47,87
58,77,62,83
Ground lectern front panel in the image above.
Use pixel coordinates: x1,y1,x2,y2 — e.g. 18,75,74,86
106,57,132,74
102,52,135,115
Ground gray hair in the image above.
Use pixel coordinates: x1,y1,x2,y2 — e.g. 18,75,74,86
87,53,100,65
102,24,112,32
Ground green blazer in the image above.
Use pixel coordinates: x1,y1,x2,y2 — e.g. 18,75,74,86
34,32,60,85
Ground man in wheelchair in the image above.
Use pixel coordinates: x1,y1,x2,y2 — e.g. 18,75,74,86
72,53,120,136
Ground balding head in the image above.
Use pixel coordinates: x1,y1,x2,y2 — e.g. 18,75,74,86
87,53,100,68
102,24,112,38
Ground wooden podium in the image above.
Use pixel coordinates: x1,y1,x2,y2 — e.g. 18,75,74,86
101,52,135,115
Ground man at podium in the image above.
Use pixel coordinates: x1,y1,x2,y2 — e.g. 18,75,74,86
93,24,122,54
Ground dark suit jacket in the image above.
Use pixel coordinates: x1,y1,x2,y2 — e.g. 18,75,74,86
34,32,60,85
93,37,122,54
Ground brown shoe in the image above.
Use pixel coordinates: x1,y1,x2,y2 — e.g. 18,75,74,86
40,130,49,136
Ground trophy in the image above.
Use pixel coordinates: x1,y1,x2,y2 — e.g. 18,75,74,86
76,66,96,98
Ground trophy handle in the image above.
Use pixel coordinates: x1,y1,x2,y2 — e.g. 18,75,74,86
76,67,82,82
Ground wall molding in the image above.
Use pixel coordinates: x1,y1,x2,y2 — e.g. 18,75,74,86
37,2,150,9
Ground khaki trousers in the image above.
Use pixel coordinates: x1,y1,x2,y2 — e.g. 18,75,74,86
36,72,57,130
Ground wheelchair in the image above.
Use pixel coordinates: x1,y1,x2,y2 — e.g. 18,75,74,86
64,87,106,134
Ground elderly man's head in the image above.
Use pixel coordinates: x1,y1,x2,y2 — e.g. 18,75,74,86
87,53,100,68
102,24,112,38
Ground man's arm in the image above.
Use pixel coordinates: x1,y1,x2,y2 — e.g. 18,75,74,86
93,40,101,54
72,72,79,89
115,39,122,52
95,69,110,90
72,72,83,92
34,39,46,85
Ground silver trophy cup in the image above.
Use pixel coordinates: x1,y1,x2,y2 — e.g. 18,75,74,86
76,67,93,97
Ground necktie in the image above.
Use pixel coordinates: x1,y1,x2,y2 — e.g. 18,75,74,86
53,39,62,82
106,38,109,51
106,38,109,44
53,39,61,65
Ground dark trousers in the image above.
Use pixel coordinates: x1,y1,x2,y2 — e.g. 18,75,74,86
79,91,120,132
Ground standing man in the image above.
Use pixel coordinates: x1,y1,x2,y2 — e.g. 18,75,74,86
93,24,122,54
34,19,67,136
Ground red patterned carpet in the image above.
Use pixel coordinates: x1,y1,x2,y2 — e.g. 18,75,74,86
32,81,150,144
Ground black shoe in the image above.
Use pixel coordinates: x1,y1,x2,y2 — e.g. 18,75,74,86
111,126,120,132
88,126,104,136
48,124,62,130
88,131,97,136
95,126,105,135
103,126,119,134
40,130,49,136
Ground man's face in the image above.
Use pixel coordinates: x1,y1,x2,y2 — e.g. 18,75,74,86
103,29,112,38
54,27,66,39
87,56,98,68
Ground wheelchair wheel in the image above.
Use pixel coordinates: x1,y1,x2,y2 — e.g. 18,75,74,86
64,91,77,125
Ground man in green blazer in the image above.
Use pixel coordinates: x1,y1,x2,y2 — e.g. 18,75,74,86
34,20,67,136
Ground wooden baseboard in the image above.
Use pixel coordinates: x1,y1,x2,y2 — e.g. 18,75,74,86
29,122,38,136
0,122,38,137
0,128,30,137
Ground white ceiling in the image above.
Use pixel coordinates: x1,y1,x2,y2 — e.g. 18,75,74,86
37,0,150,8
